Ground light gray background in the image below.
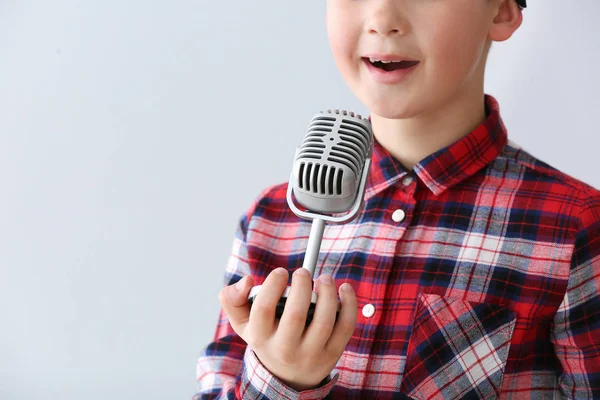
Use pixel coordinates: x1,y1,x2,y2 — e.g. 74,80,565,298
0,1,598,399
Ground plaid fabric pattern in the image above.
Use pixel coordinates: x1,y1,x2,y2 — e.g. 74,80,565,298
236,348,336,400
193,95,600,399
399,293,516,399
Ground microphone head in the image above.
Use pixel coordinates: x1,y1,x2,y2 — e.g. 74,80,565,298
290,109,373,215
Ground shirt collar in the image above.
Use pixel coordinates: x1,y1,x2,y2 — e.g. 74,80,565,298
365,94,508,199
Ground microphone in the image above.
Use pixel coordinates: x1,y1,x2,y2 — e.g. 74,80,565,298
248,109,373,325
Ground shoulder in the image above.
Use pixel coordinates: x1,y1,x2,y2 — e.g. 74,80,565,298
246,182,290,217
497,140,600,226
237,181,300,233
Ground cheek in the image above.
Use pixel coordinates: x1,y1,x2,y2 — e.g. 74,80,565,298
326,9,359,73
328,29,359,82
425,22,486,83
328,32,347,63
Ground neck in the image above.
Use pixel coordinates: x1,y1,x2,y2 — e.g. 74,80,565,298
370,87,487,171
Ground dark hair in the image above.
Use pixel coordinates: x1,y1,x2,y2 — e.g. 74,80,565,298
516,0,527,8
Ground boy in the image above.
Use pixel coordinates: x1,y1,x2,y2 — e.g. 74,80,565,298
194,0,600,398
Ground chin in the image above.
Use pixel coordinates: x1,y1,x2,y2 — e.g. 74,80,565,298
363,96,420,120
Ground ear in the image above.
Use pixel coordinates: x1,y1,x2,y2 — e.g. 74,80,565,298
488,0,523,42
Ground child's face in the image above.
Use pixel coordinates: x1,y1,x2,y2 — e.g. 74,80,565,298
326,0,501,119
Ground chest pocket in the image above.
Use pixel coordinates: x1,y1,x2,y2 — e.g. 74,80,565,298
399,293,516,400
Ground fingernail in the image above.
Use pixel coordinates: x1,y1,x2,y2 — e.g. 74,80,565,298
319,274,333,285
340,283,353,293
294,268,310,277
235,276,246,290
274,267,288,276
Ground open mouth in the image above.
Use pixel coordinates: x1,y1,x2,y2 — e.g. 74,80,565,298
363,58,420,72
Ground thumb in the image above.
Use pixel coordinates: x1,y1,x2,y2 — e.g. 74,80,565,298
218,275,254,338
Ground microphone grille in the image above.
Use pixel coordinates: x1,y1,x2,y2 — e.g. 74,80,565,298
292,109,372,213
297,161,344,196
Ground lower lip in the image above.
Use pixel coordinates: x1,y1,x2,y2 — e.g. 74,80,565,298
363,59,420,84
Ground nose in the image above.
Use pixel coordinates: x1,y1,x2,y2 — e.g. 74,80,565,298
365,1,409,37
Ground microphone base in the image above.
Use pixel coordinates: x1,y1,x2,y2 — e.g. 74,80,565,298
248,285,340,327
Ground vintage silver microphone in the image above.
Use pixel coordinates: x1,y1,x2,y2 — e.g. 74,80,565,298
248,109,373,324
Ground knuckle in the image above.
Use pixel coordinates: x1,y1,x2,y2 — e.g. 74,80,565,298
271,341,295,365
284,308,308,326
278,348,297,366
251,301,272,316
309,318,334,336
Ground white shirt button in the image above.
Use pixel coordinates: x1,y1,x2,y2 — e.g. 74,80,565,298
392,209,406,223
402,176,414,186
362,304,375,318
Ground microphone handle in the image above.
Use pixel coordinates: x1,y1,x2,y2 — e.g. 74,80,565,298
302,218,326,278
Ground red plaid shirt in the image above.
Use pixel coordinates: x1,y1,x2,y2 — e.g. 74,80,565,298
194,95,600,399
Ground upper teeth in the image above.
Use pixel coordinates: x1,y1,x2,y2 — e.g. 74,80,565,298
369,58,402,63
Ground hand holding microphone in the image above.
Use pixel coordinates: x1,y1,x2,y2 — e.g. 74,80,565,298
219,109,372,391
249,109,373,324
219,267,357,391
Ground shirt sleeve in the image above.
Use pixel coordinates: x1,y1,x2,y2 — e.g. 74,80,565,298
192,191,339,400
551,190,600,399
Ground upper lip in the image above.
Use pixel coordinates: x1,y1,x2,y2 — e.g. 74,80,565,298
363,53,419,62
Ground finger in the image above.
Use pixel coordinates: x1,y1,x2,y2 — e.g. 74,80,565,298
218,274,255,339
327,282,358,353
277,267,313,345
248,267,289,341
304,274,337,347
